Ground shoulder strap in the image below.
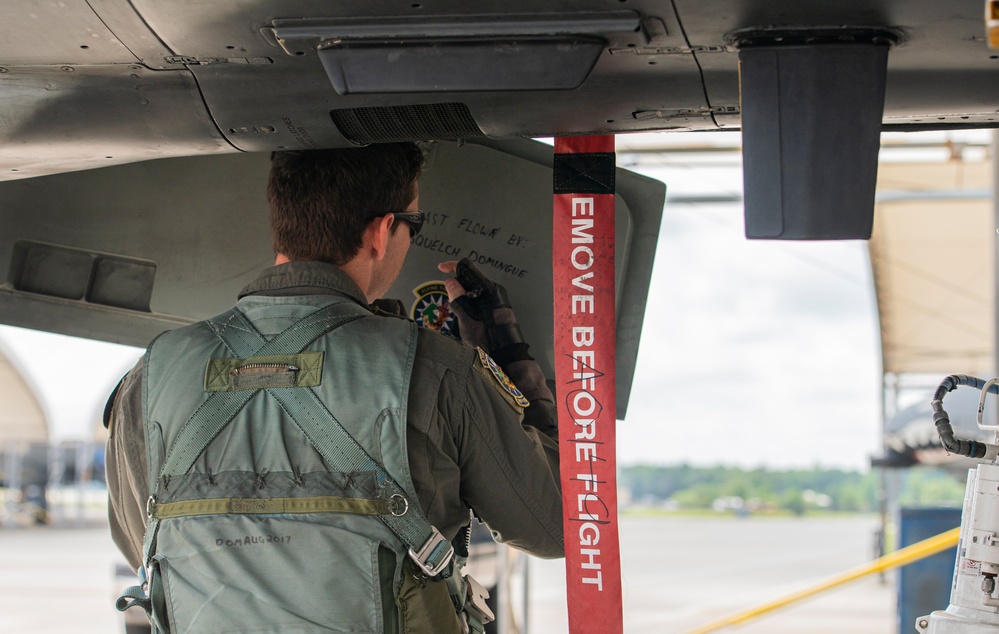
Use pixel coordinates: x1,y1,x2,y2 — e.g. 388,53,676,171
157,303,363,479
145,302,453,578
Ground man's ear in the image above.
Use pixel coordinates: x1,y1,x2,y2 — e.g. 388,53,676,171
366,214,394,261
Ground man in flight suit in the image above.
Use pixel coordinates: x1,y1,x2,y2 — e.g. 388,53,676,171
105,143,562,633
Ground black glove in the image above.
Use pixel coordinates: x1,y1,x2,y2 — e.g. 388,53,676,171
448,259,554,404
450,259,532,368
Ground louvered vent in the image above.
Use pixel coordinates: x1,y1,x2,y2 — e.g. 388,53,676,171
330,103,485,145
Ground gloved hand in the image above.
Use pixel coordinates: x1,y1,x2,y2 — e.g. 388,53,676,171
438,259,553,403
438,259,529,366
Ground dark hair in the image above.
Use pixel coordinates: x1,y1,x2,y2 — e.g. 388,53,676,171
267,143,424,265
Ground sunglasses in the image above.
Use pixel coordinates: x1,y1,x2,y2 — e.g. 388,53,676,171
367,211,425,238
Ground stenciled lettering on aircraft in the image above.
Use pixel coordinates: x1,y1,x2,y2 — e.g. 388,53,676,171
450,216,532,250
419,213,533,276
552,136,622,634
411,234,462,258
506,233,532,249
280,117,319,149
456,217,502,239
465,250,528,278
425,212,450,227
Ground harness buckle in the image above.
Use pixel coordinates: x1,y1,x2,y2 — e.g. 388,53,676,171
464,574,495,624
389,493,409,517
408,526,454,577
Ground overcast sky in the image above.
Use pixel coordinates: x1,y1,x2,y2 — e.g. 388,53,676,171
4,130,983,472
619,195,881,470
0,325,141,442
612,142,882,471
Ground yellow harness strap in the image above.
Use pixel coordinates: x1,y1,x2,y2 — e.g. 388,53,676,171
151,495,390,519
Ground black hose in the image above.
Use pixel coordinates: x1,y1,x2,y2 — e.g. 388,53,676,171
930,374,998,459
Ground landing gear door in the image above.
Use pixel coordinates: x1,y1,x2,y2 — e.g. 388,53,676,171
388,139,665,419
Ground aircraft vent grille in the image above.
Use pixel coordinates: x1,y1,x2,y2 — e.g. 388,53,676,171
330,103,485,144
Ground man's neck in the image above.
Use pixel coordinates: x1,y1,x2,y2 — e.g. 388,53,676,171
275,253,375,303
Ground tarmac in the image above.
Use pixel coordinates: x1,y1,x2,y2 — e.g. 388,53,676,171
530,514,901,634
0,508,902,634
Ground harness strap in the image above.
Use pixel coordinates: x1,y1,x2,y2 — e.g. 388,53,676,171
150,495,393,519
115,581,150,614
443,525,495,632
143,301,452,580
267,384,453,576
139,303,364,577
158,303,362,479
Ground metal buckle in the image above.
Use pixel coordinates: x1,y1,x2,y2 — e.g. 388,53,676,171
145,496,157,520
408,526,454,577
389,493,409,517
464,574,496,625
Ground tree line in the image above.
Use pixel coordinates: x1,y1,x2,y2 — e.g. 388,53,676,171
620,464,966,515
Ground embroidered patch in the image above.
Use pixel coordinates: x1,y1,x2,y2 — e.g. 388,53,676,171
477,348,530,409
410,281,457,336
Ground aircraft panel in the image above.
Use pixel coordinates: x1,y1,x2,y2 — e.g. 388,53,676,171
0,152,273,344
0,1,136,64
674,0,999,128
392,139,664,418
0,139,664,418
0,66,234,180
0,0,991,246
0,0,993,182
139,1,709,147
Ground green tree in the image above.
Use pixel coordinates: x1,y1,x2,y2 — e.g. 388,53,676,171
782,489,807,516
673,483,720,509
898,468,964,507
620,463,898,514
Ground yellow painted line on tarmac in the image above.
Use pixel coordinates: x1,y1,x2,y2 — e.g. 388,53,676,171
683,526,961,634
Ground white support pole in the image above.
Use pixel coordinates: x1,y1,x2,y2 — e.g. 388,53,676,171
521,553,530,634
3,442,23,527
496,542,510,634
76,441,89,526
1,442,11,527
47,441,60,523
994,130,999,384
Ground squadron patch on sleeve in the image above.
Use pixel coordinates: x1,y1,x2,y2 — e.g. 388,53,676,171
410,281,457,337
477,348,531,410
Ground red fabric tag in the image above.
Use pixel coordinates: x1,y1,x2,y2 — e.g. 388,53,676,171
552,136,623,634
555,136,616,155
